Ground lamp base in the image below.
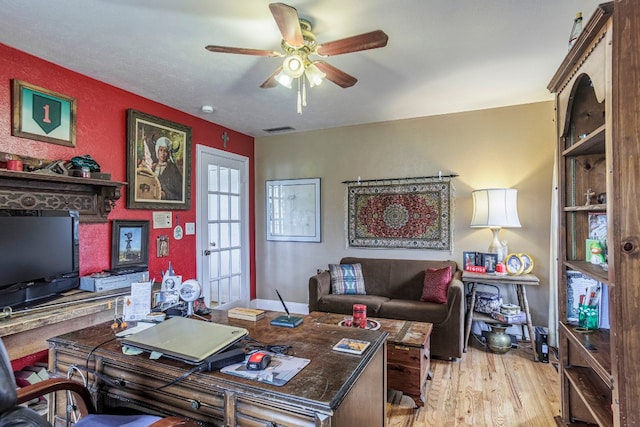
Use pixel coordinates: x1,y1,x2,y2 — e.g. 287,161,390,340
488,228,508,263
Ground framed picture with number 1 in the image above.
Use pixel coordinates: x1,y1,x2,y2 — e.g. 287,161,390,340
11,80,77,147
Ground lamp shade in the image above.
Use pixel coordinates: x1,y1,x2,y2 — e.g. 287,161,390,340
274,70,294,88
305,61,326,87
470,188,521,228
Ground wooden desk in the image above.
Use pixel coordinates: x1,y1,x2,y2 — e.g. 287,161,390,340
47,311,388,427
462,271,539,361
308,311,432,408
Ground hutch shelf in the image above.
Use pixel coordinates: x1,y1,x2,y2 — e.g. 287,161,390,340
548,1,640,426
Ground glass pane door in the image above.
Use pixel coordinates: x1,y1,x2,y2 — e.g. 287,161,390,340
196,146,249,309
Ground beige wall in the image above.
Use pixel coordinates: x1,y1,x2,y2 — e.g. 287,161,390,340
255,101,556,327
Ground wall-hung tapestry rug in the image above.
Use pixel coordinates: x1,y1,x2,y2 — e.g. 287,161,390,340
347,178,453,250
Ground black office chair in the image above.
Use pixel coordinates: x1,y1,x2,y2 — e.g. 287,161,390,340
0,338,197,427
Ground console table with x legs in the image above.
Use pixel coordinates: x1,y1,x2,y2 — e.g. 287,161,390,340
462,271,540,361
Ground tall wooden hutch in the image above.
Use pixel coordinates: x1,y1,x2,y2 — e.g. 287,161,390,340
548,1,640,425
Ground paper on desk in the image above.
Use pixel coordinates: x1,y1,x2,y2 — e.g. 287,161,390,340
122,345,144,355
123,281,153,321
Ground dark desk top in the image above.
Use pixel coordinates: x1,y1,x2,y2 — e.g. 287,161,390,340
47,310,387,412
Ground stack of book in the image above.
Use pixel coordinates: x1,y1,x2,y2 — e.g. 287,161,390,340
491,311,526,324
227,307,265,321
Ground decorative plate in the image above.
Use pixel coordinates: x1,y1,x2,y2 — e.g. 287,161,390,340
505,253,524,275
338,319,381,331
519,253,534,274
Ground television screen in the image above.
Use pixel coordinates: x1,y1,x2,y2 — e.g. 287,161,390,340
0,210,79,291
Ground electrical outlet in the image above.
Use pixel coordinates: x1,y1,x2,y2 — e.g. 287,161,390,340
185,222,195,235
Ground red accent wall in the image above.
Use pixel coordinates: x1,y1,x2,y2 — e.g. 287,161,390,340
0,43,256,297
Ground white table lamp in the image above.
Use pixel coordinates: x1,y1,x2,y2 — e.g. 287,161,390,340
470,188,521,262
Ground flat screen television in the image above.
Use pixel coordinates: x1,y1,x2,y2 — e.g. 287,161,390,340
0,209,80,307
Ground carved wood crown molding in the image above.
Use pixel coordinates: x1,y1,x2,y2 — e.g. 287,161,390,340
0,170,125,223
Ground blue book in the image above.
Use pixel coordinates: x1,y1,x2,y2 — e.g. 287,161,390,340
270,315,303,328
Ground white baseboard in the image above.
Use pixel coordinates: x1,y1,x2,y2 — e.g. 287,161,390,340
252,298,309,315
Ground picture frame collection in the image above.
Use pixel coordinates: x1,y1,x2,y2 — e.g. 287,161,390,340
463,251,498,273
463,251,533,275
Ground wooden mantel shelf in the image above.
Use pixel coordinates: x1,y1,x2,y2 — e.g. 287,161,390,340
0,169,126,223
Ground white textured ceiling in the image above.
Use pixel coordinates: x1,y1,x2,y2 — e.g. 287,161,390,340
0,0,601,137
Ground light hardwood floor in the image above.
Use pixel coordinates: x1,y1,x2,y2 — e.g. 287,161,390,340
387,337,560,427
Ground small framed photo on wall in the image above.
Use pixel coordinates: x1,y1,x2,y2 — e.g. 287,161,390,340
157,235,169,258
111,220,149,271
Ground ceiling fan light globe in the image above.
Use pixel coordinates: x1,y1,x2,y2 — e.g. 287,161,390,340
305,62,326,87
282,55,305,78
274,70,294,88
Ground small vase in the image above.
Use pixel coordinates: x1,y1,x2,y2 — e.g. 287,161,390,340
486,323,512,354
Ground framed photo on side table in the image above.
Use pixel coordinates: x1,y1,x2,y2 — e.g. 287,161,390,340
463,251,478,270
519,253,534,274
126,109,191,210
11,79,77,147
505,253,524,275
482,253,498,273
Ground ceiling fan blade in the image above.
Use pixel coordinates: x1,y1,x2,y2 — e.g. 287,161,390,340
315,62,357,88
269,3,304,48
205,45,281,57
260,66,283,88
316,30,389,56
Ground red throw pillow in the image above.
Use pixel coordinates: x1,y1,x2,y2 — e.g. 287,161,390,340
420,266,452,304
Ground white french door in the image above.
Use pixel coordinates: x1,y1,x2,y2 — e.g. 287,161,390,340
196,145,249,309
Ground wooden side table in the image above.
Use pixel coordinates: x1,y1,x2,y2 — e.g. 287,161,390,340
462,271,540,361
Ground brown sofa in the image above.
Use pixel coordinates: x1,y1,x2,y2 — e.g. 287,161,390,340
308,257,464,360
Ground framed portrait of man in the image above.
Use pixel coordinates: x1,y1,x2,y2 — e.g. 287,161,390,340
126,109,191,210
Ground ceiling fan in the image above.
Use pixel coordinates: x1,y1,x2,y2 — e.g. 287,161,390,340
205,2,388,111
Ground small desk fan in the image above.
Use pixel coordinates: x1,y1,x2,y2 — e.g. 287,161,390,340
179,279,202,316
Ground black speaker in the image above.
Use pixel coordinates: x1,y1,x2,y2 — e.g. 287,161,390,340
535,326,549,363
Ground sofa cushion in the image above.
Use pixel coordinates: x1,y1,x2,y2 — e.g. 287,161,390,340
378,299,450,324
329,263,366,295
420,266,452,304
317,294,389,317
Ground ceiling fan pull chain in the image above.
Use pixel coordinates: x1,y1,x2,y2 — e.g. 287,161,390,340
297,77,302,114
302,75,307,108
